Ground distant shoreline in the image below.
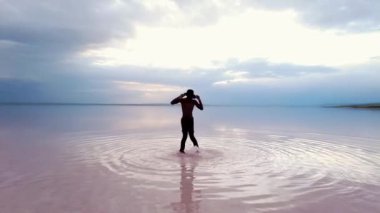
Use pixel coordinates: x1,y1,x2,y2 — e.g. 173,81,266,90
0,102,170,107
0,102,317,107
327,103,380,109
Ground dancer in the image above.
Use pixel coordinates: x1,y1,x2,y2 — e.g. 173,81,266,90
171,89,203,153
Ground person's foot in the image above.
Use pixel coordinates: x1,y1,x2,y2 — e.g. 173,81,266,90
179,150,185,154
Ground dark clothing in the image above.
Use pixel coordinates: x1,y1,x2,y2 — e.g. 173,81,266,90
181,116,194,133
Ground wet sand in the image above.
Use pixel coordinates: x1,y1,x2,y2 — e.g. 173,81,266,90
0,105,379,213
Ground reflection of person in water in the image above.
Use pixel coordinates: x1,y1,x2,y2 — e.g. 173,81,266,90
170,157,201,213
171,89,203,153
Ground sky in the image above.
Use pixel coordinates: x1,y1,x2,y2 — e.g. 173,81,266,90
1,0,380,105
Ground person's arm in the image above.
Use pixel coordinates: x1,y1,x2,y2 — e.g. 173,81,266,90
194,95,203,110
170,93,185,105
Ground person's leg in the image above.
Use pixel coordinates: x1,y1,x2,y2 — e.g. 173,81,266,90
180,117,187,152
180,131,188,152
188,118,199,147
189,132,199,147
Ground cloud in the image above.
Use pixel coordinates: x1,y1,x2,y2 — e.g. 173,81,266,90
144,0,380,32
0,78,47,102
0,0,379,105
212,60,336,86
114,80,186,103
0,0,149,79
243,0,380,32
81,9,380,69
0,0,168,103
114,81,184,92
0,0,150,43
226,59,337,77
208,61,380,105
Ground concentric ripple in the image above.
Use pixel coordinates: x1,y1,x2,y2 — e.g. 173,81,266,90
69,130,380,209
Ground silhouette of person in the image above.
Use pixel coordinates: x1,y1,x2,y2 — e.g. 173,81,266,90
171,89,203,153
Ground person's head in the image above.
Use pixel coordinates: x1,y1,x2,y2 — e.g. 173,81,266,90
185,89,194,99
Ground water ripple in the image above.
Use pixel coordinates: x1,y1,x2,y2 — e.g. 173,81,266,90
68,131,380,210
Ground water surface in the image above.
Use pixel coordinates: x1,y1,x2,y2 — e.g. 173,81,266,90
0,105,379,213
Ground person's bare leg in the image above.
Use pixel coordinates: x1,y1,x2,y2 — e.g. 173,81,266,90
180,132,188,153
189,132,199,147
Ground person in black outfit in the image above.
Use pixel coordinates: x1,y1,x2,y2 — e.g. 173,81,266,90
171,89,203,153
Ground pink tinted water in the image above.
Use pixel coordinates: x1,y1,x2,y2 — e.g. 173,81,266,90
0,105,379,213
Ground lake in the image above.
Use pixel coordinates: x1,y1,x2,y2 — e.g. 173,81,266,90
0,105,379,213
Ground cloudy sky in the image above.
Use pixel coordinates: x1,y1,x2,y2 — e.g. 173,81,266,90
1,0,380,105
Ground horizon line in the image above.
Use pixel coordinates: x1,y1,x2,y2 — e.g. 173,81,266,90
1,101,379,107
0,102,321,107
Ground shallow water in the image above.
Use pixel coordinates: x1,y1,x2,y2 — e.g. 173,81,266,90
0,105,379,213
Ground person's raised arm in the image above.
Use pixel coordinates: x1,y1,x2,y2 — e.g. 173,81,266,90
171,93,185,105
194,95,203,110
